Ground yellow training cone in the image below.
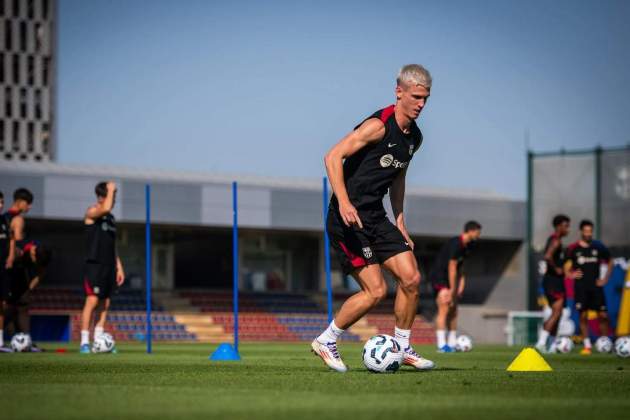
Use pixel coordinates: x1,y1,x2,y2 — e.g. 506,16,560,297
506,347,553,372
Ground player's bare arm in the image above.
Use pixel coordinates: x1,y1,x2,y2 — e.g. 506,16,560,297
116,256,125,286
85,182,117,224
457,274,465,298
324,118,385,229
544,238,562,275
596,259,614,287
390,167,414,249
448,259,458,304
6,215,25,269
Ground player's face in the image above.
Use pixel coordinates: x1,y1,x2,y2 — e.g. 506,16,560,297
469,229,481,241
18,200,31,213
581,225,593,243
558,221,570,237
396,82,430,120
0,198,3,212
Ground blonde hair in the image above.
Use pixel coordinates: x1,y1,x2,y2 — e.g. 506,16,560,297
397,64,432,89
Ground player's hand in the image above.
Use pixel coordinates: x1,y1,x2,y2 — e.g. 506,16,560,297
449,290,457,307
116,269,125,286
572,269,583,280
5,255,14,269
106,181,117,193
338,200,363,229
399,228,415,250
596,278,607,287
457,287,464,298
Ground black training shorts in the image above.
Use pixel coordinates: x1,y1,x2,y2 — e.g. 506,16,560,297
574,284,607,312
326,206,411,276
542,275,565,305
83,262,116,299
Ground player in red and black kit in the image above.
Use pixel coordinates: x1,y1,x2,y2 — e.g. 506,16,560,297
4,241,52,347
79,182,125,353
312,64,435,372
565,220,613,355
429,221,482,352
0,188,33,350
535,214,570,353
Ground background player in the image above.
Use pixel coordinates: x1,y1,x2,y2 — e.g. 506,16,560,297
535,214,570,353
1,188,33,349
80,182,125,353
429,221,482,352
312,64,434,372
565,220,613,355
4,241,52,348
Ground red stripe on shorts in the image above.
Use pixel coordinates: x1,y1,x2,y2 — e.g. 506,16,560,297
338,241,367,268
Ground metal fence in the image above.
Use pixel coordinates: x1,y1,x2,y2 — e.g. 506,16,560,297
527,146,630,308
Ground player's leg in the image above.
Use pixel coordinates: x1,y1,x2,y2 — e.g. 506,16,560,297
434,287,450,351
578,308,591,355
0,300,5,348
382,251,435,370
446,303,458,350
313,264,386,372
93,297,111,341
595,287,610,337
536,277,563,352
80,295,99,352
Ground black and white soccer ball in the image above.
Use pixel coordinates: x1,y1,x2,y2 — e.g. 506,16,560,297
10,333,32,352
554,336,574,354
614,336,630,358
92,333,116,353
456,335,473,352
362,334,403,373
595,336,613,353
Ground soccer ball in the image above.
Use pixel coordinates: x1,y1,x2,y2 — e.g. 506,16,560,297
92,333,116,353
614,336,630,358
456,335,473,352
595,336,613,353
10,333,32,352
554,336,574,354
362,334,403,373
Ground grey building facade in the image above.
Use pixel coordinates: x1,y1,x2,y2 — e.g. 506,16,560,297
0,0,55,162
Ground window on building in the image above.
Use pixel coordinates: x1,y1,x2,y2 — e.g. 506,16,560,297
27,122,34,152
19,20,26,51
43,57,50,87
0,53,4,83
42,0,49,20
34,89,41,119
27,0,35,19
13,0,20,18
5,20,12,51
27,55,34,85
5,86,12,118
12,54,19,84
19,87,27,118
12,120,19,151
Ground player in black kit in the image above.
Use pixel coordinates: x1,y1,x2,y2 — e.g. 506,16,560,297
535,214,570,353
79,182,125,353
565,220,613,355
312,64,435,372
1,188,33,349
429,221,482,352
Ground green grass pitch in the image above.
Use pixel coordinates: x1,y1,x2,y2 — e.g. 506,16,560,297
1,342,629,419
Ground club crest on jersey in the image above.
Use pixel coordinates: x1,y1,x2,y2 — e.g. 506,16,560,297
362,247,373,259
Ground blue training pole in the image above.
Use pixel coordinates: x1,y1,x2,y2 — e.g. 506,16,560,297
145,184,152,354
232,181,239,352
323,177,333,323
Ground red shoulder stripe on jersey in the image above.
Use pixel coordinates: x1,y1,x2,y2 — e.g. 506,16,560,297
379,105,395,123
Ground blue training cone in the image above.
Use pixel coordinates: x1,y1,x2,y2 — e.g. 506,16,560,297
209,343,241,361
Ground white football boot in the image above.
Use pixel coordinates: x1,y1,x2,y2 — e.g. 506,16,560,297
403,346,436,370
311,339,348,373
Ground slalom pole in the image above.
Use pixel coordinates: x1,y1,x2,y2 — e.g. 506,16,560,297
232,181,239,352
323,177,333,323
145,184,152,354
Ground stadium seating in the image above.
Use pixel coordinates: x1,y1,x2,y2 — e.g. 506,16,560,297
27,288,435,344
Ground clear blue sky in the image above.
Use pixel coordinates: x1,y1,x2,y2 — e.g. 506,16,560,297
58,0,630,199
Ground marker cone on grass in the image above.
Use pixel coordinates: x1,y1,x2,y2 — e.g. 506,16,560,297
506,347,552,372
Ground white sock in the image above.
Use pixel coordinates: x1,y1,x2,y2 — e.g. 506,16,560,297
583,338,592,349
94,326,104,340
447,330,457,348
317,320,344,343
436,329,446,348
548,336,556,350
0,330,3,347
536,329,549,347
81,330,90,346
394,326,411,350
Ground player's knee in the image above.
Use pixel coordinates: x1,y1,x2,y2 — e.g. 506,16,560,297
400,270,421,293
367,284,387,305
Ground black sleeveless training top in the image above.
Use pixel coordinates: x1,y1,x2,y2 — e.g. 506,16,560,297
85,213,116,265
331,105,423,211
